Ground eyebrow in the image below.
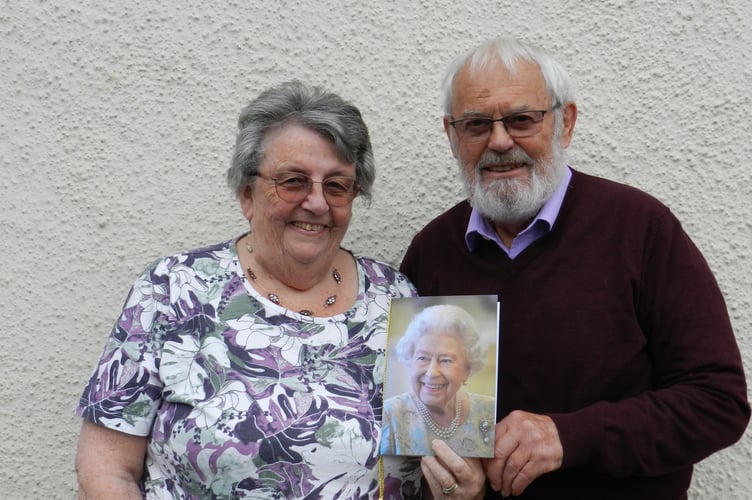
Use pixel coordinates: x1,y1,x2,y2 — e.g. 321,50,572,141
274,163,355,177
456,106,538,119
414,349,457,358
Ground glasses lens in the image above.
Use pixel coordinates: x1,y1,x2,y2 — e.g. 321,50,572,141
504,111,545,137
322,177,357,206
273,173,310,202
455,119,492,143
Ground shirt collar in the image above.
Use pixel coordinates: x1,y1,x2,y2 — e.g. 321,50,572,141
465,167,572,254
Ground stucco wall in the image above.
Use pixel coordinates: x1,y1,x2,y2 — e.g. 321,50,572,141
2,1,750,498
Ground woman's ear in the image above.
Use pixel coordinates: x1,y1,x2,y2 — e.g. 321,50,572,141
239,184,254,221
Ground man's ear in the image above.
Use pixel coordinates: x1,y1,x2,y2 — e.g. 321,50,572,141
559,101,578,149
443,116,460,158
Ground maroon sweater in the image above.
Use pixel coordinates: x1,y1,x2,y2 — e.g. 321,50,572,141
400,169,749,499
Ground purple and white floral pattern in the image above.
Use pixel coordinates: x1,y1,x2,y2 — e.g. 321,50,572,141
77,237,422,499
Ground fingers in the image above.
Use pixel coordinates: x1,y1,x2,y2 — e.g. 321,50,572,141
483,445,511,493
500,446,536,497
421,456,452,497
421,440,486,499
485,411,563,497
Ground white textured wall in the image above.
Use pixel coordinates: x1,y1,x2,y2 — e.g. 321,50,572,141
2,1,750,498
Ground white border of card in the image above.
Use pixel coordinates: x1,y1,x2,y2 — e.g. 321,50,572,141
380,294,499,457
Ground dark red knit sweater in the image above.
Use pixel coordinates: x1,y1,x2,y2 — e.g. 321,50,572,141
400,169,749,499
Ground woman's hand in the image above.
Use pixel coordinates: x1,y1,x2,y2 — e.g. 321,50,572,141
421,439,486,499
75,421,147,499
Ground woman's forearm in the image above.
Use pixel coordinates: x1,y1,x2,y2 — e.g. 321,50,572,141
76,421,147,499
77,475,143,500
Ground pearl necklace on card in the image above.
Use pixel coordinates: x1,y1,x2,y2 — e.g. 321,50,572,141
413,393,462,439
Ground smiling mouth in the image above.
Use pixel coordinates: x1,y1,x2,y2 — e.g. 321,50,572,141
422,383,446,391
292,222,326,231
482,163,527,173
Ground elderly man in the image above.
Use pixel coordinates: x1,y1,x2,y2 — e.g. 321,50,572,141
400,37,749,499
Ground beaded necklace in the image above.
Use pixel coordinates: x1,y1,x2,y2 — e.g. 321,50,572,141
244,239,340,316
413,393,462,439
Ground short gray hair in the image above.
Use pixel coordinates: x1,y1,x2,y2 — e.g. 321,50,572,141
227,80,375,202
395,304,486,375
441,37,576,115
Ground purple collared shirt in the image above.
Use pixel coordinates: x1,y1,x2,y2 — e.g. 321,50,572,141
465,167,572,259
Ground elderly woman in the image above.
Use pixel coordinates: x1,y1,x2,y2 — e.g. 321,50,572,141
381,304,495,460
74,81,423,499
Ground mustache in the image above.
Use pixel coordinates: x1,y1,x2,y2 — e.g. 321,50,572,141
475,148,535,170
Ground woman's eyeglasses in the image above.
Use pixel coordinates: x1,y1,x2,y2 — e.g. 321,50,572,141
449,104,560,143
254,172,359,207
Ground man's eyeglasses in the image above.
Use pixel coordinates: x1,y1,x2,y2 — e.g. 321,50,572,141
449,104,560,143
254,172,359,207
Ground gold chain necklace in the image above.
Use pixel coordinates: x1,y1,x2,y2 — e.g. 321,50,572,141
244,239,340,316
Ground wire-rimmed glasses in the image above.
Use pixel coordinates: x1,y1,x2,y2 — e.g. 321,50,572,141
254,172,359,207
449,104,560,143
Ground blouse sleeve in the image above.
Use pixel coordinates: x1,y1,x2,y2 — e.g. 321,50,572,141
75,259,171,436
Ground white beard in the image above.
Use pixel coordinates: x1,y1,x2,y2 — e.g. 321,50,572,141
460,130,567,224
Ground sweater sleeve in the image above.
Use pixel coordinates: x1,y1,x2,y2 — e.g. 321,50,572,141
552,209,750,476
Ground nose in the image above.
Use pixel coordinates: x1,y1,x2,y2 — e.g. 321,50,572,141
426,357,441,376
301,181,330,212
487,121,515,152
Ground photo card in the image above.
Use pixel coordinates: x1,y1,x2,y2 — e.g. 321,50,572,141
380,294,499,457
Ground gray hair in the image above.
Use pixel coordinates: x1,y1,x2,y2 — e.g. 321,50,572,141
440,37,576,115
395,304,486,376
227,80,375,202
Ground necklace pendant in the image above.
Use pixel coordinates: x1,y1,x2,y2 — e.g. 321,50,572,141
332,268,342,284
324,295,337,307
299,309,313,316
268,293,280,304
246,268,257,280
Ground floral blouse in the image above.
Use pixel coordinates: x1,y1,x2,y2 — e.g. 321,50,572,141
76,237,422,499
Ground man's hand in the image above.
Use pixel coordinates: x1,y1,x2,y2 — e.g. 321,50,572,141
483,410,563,497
